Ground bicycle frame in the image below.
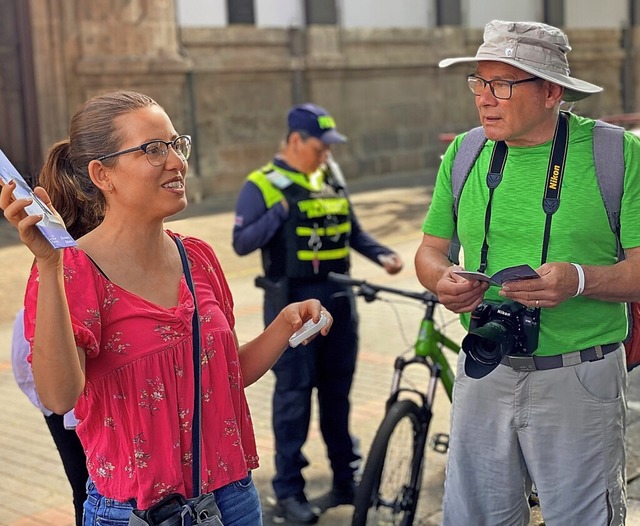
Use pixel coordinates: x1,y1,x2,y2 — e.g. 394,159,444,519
327,271,460,405
386,312,459,417
419,317,459,400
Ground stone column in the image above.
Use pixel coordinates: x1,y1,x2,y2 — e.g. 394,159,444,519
28,0,191,140
27,0,200,196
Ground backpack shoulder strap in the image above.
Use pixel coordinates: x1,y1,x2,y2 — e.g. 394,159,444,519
592,119,625,258
448,126,487,264
451,126,487,217
592,120,637,365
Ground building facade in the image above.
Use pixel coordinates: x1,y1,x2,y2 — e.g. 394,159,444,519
2,0,638,199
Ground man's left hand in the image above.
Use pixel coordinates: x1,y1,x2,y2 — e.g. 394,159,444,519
499,262,579,308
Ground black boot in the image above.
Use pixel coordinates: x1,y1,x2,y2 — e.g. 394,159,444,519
274,494,319,524
311,479,356,513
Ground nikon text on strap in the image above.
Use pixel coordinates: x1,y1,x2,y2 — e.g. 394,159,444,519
474,112,569,274
540,112,569,265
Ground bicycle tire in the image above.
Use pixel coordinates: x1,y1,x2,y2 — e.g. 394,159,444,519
352,398,431,526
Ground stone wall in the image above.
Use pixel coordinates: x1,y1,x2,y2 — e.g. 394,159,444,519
180,25,625,199
22,4,631,200
182,26,448,196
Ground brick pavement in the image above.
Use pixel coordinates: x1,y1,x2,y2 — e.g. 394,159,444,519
1,178,640,525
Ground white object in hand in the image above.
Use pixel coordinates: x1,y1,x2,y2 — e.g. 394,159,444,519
378,254,396,266
289,313,328,348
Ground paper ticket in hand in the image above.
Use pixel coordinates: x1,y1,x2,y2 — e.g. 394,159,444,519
453,264,540,287
289,313,328,348
0,149,76,248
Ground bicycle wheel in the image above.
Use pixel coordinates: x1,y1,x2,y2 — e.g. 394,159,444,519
352,398,431,526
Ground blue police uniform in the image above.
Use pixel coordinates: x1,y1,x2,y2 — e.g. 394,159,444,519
233,156,395,502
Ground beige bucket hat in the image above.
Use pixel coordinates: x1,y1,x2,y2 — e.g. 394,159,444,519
439,20,603,102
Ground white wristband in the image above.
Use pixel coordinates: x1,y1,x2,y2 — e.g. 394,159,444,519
571,263,585,297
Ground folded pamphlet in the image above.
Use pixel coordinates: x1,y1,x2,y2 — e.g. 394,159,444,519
453,264,540,287
0,149,76,248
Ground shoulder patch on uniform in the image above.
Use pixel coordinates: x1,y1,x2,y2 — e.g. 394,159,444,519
266,172,293,189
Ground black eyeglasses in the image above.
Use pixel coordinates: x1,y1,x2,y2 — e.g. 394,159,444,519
467,75,539,100
97,135,192,166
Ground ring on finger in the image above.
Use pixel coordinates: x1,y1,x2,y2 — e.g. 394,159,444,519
535,299,540,307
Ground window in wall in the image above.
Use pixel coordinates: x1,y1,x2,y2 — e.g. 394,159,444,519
436,0,461,25
305,0,337,24
543,0,564,27
227,0,255,24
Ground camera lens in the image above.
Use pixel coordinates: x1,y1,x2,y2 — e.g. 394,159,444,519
462,321,516,365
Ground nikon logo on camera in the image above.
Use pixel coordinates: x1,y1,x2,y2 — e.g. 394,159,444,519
549,164,561,190
462,299,540,379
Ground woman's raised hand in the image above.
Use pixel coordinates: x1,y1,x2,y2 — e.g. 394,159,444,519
0,182,64,263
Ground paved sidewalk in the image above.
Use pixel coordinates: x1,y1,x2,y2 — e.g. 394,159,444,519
1,176,640,525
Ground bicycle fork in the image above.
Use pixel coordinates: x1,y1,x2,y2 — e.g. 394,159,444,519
386,357,450,454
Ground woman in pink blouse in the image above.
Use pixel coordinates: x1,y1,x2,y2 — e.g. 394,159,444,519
1,91,332,526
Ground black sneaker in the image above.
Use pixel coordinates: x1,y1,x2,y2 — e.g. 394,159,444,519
273,494,319,524
310,480,356,513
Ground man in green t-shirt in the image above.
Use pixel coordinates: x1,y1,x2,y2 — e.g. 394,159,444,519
415,20,640,526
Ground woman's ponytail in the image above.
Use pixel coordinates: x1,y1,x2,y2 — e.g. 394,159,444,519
38,140,104,239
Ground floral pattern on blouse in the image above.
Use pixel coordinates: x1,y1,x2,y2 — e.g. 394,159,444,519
24,233,258,509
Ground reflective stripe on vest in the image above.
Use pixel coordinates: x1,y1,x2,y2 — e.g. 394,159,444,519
296,222,352,237
298,197,350,218
297,247,351,261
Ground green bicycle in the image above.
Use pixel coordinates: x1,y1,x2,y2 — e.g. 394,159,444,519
328,272,461,526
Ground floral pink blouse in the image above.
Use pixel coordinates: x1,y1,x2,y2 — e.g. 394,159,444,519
24,233,259,509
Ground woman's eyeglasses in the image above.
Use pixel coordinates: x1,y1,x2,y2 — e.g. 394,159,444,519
97,135,192,166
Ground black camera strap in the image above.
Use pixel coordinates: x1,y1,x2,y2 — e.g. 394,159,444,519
477,140,508,273
477,112,569,273
540,112,569,264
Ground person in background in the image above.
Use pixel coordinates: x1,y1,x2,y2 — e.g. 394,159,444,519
232,103,403,524
414,20,640,525
1,90,333,526
12,307,88,526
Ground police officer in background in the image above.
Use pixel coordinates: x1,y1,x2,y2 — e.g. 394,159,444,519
233,103,403,524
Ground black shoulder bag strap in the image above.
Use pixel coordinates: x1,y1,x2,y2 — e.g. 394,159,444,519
174,235,202,498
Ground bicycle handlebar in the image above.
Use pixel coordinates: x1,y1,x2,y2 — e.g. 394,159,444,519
327,272,439,304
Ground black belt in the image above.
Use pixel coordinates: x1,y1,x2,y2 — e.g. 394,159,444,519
500,343,620,373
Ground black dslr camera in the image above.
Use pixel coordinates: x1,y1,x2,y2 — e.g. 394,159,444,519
462,299,540,378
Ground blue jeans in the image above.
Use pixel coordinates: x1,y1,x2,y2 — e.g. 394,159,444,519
83,473,262,525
